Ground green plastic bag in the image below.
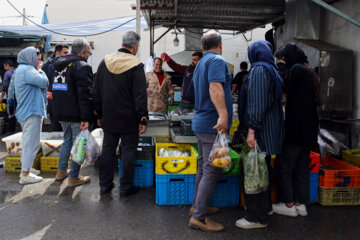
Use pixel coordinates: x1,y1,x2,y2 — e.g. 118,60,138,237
243,143,268,194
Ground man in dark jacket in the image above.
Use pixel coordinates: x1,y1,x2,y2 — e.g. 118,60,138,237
42,44,69,131
161,51,202,110
94,31,148,197
52,39,93,188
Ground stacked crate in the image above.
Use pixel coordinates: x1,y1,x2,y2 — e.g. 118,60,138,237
155,143,198,205
118,136,155,188
5,152,42,172
342,149,360,168
309,152,321,203
318,155,360,206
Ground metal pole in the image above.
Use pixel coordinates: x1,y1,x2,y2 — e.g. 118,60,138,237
136,0,140,58
23,8,25,26
311,0,360,28
149,10,154,57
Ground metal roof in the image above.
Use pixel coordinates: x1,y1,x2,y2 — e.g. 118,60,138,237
135,0,286,32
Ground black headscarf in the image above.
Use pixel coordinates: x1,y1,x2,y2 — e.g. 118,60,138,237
282,43,308,69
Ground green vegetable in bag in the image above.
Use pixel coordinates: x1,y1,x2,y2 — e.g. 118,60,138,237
242,142,268,194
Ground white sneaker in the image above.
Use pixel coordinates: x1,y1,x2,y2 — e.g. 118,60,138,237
235,218,267,229
19,168,41,177
295,204,308,216
19,172,43,185
272,203,298,217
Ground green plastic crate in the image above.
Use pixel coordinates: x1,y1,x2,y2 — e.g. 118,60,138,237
168,103,180,112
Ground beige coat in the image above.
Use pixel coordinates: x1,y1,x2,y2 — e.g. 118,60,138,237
146,71,173,113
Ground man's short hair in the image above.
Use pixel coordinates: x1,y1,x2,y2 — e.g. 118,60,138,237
55,44,69,53
201,30,222,51
71,39,88,54
192,51,203,58
122,31,141,48
3,59,14,67
153,57,163,64
240,61,248,70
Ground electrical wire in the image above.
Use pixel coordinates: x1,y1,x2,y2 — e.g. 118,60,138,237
6,0,137,37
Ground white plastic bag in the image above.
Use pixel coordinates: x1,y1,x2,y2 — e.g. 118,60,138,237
208,132,232,169
145,56,154,73
243,143,268,194
71,130,100,167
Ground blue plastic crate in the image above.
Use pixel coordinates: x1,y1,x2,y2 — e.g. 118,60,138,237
156,174,195,205
309,172,319,204
119,160,154,188
210,176,240,207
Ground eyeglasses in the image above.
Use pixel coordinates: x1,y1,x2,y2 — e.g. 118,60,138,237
87,51,92,56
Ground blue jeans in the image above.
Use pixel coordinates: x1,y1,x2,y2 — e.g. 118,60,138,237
58,122,81,178
20,115,43,172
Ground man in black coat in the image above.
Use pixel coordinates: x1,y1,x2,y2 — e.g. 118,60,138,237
52,39,93,188
94,31,148,197
42,44,69,131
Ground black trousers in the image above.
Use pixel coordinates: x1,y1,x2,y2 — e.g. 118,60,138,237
244,155,272,225
49,112,62,131
99,131,139,191
274,144,310,205
8,106,16,132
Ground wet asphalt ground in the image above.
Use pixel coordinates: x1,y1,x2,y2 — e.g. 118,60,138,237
0,130,360,240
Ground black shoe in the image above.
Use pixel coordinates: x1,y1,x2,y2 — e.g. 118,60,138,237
100,182,115,196
120,186,140,197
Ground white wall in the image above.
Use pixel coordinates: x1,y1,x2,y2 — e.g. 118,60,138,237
46,0,269,73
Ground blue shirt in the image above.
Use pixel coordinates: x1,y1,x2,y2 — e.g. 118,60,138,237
192,51,233,134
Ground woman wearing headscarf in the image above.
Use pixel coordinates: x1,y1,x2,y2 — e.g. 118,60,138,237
9,47,48,184
236,40,284,229
272,43,319,217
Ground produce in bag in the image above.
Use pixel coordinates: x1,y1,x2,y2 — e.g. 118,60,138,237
242,142,268,194
71,130,100,167
83,131,101,168
158,148,190,157
208,133,232,169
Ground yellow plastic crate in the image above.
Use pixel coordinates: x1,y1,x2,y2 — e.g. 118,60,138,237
0,103,6,112
40,157,70,172
229,120,240,137
342,149,360,168
232,120,239,127
229,127,236,137
154,136,173,144
5,152,42,172
156,143,198,174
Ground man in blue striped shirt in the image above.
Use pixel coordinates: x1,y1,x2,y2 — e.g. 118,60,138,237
189,30,233,232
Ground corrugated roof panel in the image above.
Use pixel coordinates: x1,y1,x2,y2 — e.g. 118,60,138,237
138,0,285,32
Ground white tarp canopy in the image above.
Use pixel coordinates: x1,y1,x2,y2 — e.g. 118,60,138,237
0,15,147,37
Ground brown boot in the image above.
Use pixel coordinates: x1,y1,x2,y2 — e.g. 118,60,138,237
55,171,69,181
189,207,220,215
189,217,224,232
68,176,90,188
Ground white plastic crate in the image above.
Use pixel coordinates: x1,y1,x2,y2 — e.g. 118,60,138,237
2,132,49,156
